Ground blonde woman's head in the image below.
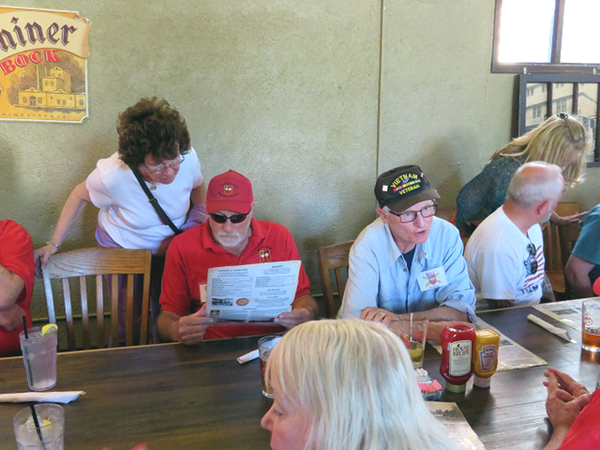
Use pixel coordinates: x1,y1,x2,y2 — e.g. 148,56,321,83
493,114,591,186
260,319,455,450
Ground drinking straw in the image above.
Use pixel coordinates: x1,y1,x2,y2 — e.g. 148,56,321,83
29,404,47,450
21,316,34,392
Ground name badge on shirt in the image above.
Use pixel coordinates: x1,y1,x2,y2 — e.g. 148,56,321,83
417,266,448,292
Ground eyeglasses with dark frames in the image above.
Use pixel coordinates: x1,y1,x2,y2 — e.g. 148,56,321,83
145,155,185,174
388,201,438,223
526,242,539,275
209,210,250,224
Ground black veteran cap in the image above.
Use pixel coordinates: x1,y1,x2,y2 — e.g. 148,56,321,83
374,165,440,213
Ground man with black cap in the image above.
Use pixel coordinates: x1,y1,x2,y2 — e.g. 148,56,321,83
157,170,317,345
339,165,476,329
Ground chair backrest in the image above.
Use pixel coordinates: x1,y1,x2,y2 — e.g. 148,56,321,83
42,247,152,351
558,222,580,268
317,241,354,318
543,202,580,272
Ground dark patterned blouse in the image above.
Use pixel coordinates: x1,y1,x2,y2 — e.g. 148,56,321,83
456,156,522,236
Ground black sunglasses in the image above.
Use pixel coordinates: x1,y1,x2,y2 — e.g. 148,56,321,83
209,211,250,224
526,243,538,275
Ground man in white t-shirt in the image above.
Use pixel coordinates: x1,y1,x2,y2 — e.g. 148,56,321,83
465,162,565,310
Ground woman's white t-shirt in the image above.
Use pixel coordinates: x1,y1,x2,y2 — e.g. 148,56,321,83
86,148,203,253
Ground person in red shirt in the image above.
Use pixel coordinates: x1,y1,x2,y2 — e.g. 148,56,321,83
543,367,600,450
157,170,317,344
0,220,34,356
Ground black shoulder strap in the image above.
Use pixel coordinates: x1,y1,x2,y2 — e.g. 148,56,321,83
130,167,182,235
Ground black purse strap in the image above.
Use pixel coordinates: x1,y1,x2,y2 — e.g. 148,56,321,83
131,167,182,235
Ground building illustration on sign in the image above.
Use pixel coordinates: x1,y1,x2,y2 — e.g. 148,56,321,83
0,7,91,123
18,64,86,109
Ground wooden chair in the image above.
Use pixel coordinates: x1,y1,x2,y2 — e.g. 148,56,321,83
42,247,152,351
543,202,580,295
317,241,354,318
558,222,581,268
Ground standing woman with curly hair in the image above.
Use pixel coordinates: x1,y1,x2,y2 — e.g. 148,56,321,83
35,97,208,343
456,114,591,236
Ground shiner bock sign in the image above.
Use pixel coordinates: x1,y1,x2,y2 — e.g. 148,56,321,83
0,6,90,123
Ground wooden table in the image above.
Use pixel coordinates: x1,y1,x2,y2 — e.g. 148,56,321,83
0,305,597,449
429,304,598,450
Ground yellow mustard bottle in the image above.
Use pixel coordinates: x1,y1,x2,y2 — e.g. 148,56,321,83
473,329,500,388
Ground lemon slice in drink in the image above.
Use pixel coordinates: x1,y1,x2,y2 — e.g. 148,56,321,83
41,323,58,336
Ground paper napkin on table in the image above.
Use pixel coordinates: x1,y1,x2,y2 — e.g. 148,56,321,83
527,314,576,343
0,391,85,403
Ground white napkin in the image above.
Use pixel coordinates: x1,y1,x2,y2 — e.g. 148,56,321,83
527,314,576,343
237,349,259,364
0,391,85,404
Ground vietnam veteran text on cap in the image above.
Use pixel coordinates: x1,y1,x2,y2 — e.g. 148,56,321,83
374,165,440,213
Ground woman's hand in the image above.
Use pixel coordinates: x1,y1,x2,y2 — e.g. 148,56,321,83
33,244,60,277
550,210,587,227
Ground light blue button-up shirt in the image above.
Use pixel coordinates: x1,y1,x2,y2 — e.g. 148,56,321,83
339,216,476,322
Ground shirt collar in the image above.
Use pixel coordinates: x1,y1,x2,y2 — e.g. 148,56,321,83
383,220,429,266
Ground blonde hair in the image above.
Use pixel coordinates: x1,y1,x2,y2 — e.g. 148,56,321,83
266,320,456,450
491,114,591,186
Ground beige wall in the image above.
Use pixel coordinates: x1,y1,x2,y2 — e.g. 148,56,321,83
0,0,597,319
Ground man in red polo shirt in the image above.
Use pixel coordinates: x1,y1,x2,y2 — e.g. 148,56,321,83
0,220,34,356
157,170,317,344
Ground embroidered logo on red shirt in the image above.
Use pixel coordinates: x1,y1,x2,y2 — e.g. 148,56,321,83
258,247,272,262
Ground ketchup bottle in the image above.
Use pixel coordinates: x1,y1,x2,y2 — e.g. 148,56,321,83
440,324,476,393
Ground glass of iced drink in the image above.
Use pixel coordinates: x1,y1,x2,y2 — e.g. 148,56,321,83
258,335,282,398
19,326,58,391
582,299,600,352
13,403,64,450
400,314,429,368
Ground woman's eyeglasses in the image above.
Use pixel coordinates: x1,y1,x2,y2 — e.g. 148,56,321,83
145,155,185,174
526,243,539,275
209,211,250,224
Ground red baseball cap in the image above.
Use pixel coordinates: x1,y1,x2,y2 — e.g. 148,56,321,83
206,170,253,213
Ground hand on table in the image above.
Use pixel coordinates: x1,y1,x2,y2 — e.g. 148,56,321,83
360,307,399,328
178,304,214,345
543,367,590,431
274,307,314,329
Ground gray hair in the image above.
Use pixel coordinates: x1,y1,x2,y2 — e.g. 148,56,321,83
266,319,456,450
507,161,564,208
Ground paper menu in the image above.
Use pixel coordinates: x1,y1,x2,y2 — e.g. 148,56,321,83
205,260,301,322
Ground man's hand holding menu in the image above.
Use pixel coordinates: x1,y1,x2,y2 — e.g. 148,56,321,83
176,304,214,345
